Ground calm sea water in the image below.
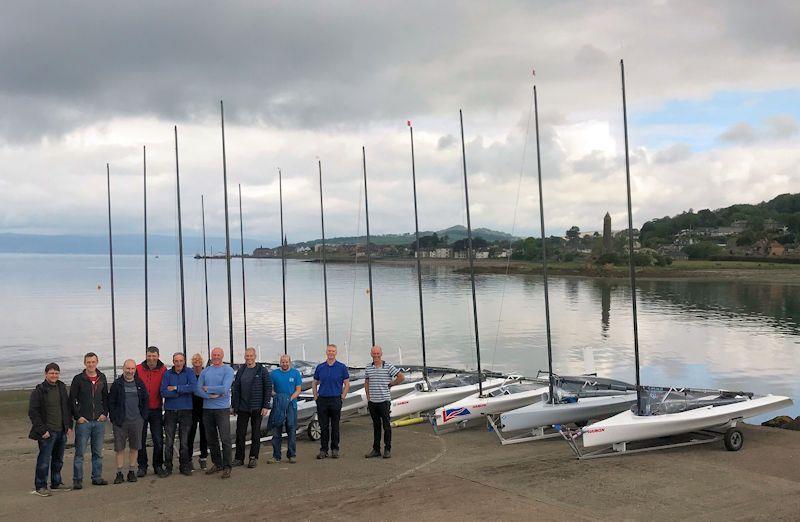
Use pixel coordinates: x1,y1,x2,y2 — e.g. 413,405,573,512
2,254,799,421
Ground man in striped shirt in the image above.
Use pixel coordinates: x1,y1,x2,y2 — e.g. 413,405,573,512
364,346,404,459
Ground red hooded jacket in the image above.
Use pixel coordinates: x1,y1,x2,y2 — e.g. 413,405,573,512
136,359,166,410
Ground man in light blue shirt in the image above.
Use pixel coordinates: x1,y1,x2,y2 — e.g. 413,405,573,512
195,347,235,478
268,354,302,464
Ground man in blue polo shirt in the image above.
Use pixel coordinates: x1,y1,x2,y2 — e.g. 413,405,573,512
313,344,350,459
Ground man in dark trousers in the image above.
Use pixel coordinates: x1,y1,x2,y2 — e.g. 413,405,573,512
187,353,208,470
135,346,166,477
160,352,197,477
28,362,73,497
232,347,272,468
313,344,350,459
69,352,109,488
364,345,404,459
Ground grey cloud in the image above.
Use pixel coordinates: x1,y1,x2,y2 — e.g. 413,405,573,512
764,115,799,139
719,122,756,144
654,143,692,164
437,134,456,150
572,150,609,174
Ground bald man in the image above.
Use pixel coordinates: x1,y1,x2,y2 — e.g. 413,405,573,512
364,346,403,459
108,359,148,484
195,347,235,478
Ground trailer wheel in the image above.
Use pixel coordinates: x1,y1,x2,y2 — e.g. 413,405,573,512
724,428,743,451
307,420,321,441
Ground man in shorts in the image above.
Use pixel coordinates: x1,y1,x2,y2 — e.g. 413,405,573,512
109,359,149,484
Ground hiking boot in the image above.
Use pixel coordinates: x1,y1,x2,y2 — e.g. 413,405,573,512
199,458,207,470
331,449,340,459
154,466,165,476
72,480,83,490
114,472,125,485
127,471,137,483
247,457,258,468
205,464,221,475
34,488,51,497
365,449,381,458
179,468,192,476
221,467,231,479
383,450,392,459
158,468,171,478
91,478,108,486
287,456,296,464
231,459,244,467
316,451,328,460
136,467,146,478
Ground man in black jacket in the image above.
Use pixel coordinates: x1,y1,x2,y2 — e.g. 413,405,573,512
69,352,109,489
28,362,73,497
232,347,272,468
109,359,149,485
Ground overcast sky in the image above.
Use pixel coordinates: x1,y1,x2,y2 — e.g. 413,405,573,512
1,0,799,245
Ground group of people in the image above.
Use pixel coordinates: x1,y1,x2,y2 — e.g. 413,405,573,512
28,343,402,497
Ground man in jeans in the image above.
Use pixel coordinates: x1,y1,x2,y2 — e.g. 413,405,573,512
69,352,109,488
28,362,73,497
313,344,350,460
109,359,149,484
232,347,272,468
160,352,197,477
364,346,404,459
268,354,302,464
135,346,166,477
196,347,235,479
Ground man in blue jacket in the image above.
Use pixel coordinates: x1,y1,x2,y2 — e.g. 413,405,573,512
160,352,197,477
196,347,235,479
232,347,272,468
268,354,302,464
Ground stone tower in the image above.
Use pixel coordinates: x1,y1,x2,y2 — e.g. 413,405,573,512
602,212,612,253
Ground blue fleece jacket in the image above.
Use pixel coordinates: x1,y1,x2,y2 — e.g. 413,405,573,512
195,364,235,410
160,366,197,410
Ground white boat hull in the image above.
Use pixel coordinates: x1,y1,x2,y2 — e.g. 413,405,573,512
500,393,637,432
391,378,506,419
433,386,550,427
582,395,793,448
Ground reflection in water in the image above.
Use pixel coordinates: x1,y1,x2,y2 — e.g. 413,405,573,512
0,254,798,422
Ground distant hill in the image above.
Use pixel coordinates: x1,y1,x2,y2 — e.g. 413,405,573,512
293,225,518,248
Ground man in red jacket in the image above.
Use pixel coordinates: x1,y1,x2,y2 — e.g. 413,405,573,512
136,346,166,477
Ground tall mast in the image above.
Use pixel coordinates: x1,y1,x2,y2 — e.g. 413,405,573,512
238,184,248,349
143,146,149,352
318,160,330,346
459,110,483,396
408,122,428,381
620,59,643,415
174,126,187,357
106,164,118,379
362,146,376,347
220,101,235,364
201,195,211,360
532,85,555,404
278,168,288,355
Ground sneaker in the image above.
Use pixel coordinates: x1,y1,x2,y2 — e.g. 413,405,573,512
231,459,244,467
34,488,51,497
158,468,171,478
114,472,125,485
266,457,280,464
136,467,146,478
91,478,108,486
179,468,192,476
205,464,221,475
331,449,340,459
221,468,231,479
199,458,207,470
72,480,83,490
154,466,165,476
316,451,328,460
50,482,71,491
383,450,392,459
365,449,381,458
247,458,257,468
126,471,137,483
287,456,296,464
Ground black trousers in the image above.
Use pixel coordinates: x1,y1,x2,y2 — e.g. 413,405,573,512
137,408,163,471
188,406,208,459
203,409,232,469
368,400,392,451
163,409,192,472
234,409,263,461
316,396,342,452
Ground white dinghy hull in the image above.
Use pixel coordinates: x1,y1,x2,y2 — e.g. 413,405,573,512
391,378,506,419
433,385,549,428
582,395,793,448
500,393,637,432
